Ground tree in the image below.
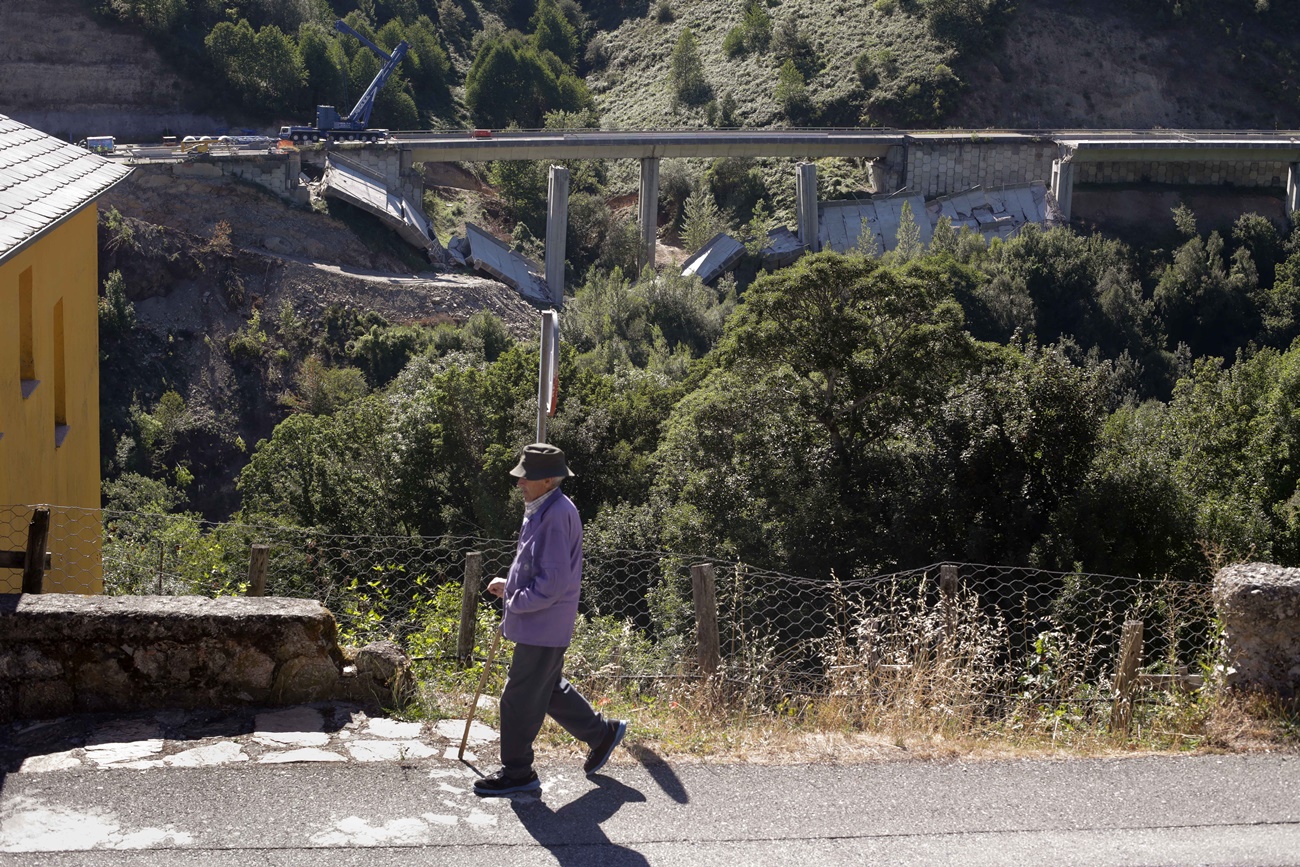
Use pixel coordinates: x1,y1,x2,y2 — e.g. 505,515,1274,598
720,251,970,479
928,341,1106,566
489,157,549,233
774,59,811,123
531,0,580,69
99,270,136,337
668,27,710,108
890,200,923,263
298,22,350,112
1154,229,1258,359
403,16,452,112
1159,345,1300,565
466,33,594,128
681,186,725,252
772,16,819,79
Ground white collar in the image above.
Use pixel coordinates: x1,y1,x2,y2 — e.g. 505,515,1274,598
524,486,560,517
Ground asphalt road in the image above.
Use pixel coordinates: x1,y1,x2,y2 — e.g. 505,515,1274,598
2,751,1298,865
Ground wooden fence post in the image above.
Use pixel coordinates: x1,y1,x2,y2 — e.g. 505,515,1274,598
939,563,958,646
246,544,269,597
21,507,50,594
691,563,721,675
1110,619,1144,736
459,552,483,664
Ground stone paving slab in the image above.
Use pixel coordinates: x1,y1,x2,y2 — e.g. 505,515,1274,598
0,702,499,774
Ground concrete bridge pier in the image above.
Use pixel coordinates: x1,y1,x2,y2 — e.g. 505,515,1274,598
795,162,819,252
1051,156,1075,223
546,165,570,307
639,157,660,272
1288,163,1299,223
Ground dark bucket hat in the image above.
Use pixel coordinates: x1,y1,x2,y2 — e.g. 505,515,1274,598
510,443,574,480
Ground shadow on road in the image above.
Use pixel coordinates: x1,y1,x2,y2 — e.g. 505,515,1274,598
511,775,650,866
626,742,689,804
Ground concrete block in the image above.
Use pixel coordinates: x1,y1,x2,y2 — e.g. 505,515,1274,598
1215,563,1300,698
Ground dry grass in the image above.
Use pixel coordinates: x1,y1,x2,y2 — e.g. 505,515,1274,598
518,676,1300,767
415,656,1299,767
409,572,1297,766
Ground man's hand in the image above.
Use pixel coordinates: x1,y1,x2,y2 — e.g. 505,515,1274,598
487,577,507,598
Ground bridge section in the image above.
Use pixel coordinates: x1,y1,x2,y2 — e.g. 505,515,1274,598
394,129,1300,267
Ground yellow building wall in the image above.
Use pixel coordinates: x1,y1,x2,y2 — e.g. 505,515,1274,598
0,205,103,594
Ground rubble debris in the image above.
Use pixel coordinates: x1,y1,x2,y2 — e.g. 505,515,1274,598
926,183,1049,243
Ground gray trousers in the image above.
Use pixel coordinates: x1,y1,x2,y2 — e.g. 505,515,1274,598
499,642,607,778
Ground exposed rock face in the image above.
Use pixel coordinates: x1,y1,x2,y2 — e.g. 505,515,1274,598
1214,563,1300,698
0,595,413,722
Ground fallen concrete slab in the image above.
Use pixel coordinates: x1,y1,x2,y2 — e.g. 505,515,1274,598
464,223,548,303
926,182,1049,243
321,154,446,264
815,182,1048,255
681,232,745,284
818,193,929,255
760,225,803,270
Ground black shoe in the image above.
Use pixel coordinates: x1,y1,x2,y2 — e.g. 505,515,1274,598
473,768,541,796
584,719,628,775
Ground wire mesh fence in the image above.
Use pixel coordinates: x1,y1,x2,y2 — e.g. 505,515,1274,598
3,503,1219,726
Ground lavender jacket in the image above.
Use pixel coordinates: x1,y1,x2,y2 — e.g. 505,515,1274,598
500,490,583,647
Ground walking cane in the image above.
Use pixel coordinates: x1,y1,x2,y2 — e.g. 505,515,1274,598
459,624,503,761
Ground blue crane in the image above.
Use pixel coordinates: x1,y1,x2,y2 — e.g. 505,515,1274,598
280,20,410,144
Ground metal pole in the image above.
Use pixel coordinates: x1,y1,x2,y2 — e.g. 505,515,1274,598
536,310,558,442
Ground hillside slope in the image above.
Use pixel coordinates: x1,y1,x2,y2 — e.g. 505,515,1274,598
593,0,1300,131
950,0,1300,129
3,1,1298,140
0,0,225,139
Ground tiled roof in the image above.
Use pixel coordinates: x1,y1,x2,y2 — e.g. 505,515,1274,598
0,114,132,264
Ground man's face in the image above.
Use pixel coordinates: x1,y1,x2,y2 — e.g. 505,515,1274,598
517,475,559,503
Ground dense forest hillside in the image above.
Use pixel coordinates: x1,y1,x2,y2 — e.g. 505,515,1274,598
7,0,1300,590
3,0,1298,139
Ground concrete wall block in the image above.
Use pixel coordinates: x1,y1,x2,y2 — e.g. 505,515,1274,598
1215,563,1300,698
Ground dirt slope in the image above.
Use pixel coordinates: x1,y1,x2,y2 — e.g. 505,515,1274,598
0,0,225,140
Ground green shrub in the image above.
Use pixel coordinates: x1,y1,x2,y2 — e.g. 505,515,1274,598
723,26,747,58
99,270,136,337
227,309,268,364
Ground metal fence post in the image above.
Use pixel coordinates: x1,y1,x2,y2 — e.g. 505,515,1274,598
247,544,269,596
1110,619,1144,736
459,551,484,664
691,563,721,675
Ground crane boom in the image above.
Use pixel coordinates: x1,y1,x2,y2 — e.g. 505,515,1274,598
279,20,410,143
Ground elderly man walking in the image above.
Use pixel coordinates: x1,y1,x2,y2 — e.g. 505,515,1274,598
475,443,628,796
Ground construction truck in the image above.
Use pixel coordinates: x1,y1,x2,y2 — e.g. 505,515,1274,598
280,20,409,144
80,136,115,154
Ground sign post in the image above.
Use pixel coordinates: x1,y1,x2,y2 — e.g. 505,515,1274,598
536,310,559,442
